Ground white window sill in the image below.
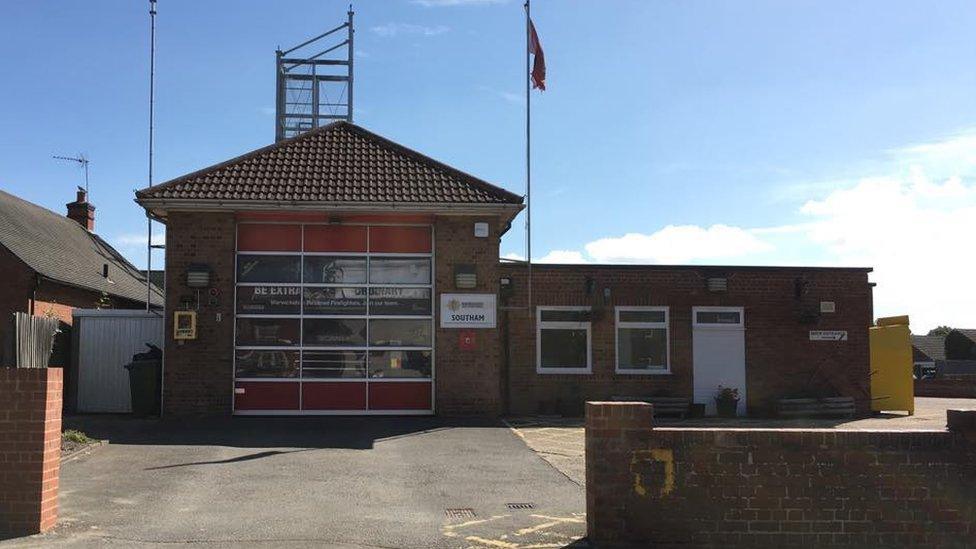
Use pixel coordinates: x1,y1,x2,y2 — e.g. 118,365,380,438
615,370,673,376
536,368,592,375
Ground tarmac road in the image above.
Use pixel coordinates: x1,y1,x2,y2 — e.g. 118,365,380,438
2,416,587,549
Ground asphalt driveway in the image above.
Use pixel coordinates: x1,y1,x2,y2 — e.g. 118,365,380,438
3,416,586,549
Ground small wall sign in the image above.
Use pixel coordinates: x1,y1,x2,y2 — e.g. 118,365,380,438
810,330,847,341
440,293,497,328
459,330,477,350
174,311,197,340
820,301,836,313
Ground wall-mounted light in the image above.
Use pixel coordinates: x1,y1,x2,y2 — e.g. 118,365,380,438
473,222,489,238
454,264,477,289
706,277,728,292
185,263,212,288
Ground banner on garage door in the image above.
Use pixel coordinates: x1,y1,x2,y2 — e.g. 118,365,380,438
440,293,496,328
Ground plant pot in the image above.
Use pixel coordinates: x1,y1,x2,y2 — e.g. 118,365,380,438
715,398,739,418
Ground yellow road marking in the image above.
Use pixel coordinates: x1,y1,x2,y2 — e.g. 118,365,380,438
465,535,519,548
514,515,584,536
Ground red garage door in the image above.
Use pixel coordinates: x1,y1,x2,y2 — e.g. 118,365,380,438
233,222,433,415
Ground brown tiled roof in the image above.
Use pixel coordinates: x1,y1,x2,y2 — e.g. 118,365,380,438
136,122,523,206
912,335,946,362
0,189,163,307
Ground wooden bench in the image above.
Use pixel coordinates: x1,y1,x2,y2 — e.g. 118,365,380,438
777,396,855,418
610,396,690,418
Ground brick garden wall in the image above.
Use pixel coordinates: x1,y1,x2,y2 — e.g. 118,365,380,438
915,375,976,398
163,211,236,415
499,265,873,416
0,368,62,538
585,401,976,548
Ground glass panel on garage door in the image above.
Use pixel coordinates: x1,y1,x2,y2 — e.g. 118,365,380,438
234,223,433,414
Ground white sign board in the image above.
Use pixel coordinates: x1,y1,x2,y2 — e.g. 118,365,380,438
809,330,847,341
440,293,496,328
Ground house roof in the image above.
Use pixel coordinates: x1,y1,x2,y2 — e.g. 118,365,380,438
0,189,163,307
136,122,524,214
911,335,946,362
953,329,976,344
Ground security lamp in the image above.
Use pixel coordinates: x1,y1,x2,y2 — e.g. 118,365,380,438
185,263,211,288
454,264,477,289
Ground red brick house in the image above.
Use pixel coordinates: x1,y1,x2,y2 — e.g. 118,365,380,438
136,121,873,417
0,188,162,328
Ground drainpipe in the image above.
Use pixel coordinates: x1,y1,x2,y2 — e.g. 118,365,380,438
30,273,41,315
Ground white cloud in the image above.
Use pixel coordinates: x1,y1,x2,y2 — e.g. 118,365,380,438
114,230,165,247
370,23,449,38
794,168,976,332
501,252,525,261
584,225,772,264
537,250,587,264
411,0,508,6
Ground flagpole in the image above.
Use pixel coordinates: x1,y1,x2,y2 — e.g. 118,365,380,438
525,0,532,314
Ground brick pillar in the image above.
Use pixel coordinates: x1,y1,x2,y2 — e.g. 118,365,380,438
585,401,654,546
947,409,976,444
0,368,62,538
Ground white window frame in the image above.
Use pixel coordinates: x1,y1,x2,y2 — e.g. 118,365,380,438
536,306,592,375
615,306,670,375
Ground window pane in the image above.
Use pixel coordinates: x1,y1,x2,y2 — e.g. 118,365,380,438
368,319,431,347
696,311,741,325
236,318,300,347
303,256,367,284
619,310,666,323
302,351,366,378
236,285,301,315
235,350,299,378
303,287,367,315
369,288,431,316
540,328,588,369
368,350,432,378
237,255,300,283
540,309,590,322
369,258,431,284
303,318,367,347
618,327,667,370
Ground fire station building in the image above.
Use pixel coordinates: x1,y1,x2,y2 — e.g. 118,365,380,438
136,122,873,418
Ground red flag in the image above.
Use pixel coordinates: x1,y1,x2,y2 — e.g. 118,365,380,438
528,18,546,91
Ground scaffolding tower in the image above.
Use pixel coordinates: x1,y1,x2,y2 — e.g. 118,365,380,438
275,9,354,142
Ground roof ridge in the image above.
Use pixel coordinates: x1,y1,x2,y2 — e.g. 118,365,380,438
135,122,524,206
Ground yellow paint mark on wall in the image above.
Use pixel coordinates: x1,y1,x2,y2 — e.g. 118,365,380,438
631,448,674,497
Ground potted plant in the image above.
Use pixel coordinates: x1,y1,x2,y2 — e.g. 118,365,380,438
715,386,740,418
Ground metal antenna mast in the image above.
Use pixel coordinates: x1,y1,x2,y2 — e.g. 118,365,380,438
275,7,354,141
52,155,90,195
146,0,161,312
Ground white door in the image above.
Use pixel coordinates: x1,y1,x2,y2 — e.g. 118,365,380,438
692,307,746,416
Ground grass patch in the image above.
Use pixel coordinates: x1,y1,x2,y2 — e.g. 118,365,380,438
62,429,94,445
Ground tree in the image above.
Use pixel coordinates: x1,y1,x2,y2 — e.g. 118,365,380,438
928,325,953,337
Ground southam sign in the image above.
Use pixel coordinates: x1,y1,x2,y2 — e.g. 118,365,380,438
440,293,497,328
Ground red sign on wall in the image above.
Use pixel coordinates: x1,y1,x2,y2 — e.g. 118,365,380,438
459,330,477,351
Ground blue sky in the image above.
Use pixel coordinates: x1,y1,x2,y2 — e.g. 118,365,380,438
1,0,975,331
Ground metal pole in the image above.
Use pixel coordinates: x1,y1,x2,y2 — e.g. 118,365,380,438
525,0,532,313
147,0,156,312
275,49,284,141
347,6,354,123
83,159,89,196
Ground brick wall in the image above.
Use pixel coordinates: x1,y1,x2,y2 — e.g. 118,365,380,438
499,265,873,416
585,401,976,548
434,215,505,416
915,375,976,398
163,211,236,415
0,368,62,538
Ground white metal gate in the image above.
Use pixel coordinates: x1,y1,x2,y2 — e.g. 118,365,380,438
73,309,164,413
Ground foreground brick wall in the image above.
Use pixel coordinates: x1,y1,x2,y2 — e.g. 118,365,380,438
915,375,976,398
585,402,976,548
500,265,873,416
163,212,236,415
0,368,62,538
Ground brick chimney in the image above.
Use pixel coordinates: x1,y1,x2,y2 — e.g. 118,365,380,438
66,187,95,231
